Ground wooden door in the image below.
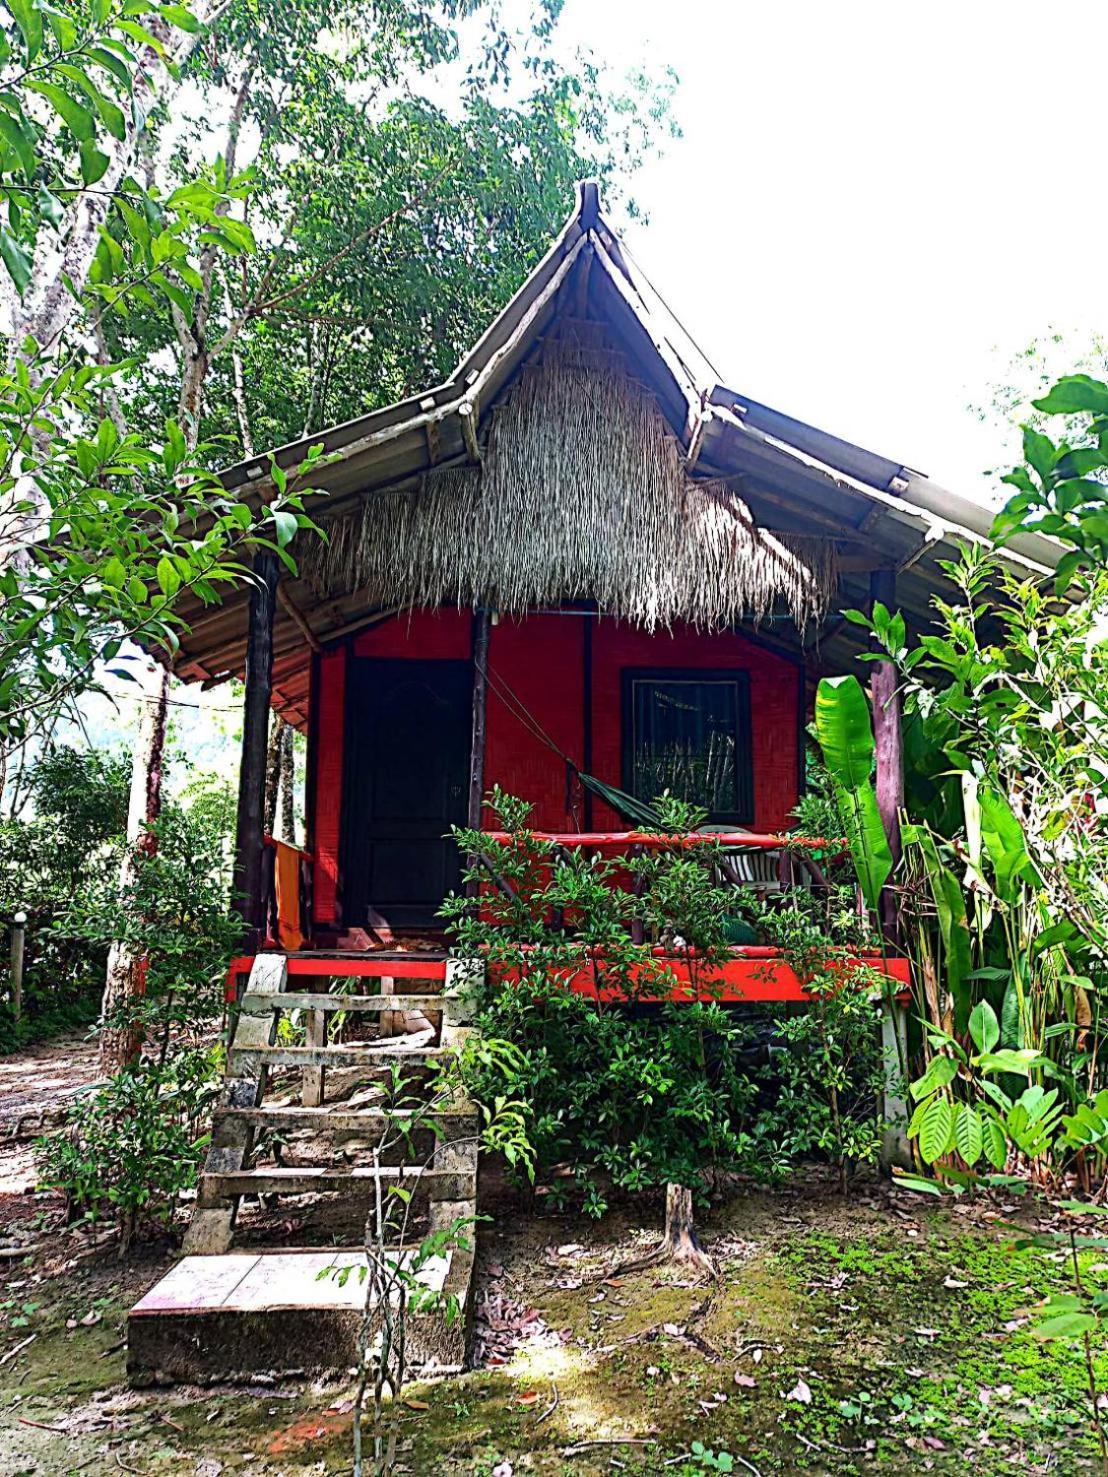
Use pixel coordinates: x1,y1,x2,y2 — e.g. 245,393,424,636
341,658,472,928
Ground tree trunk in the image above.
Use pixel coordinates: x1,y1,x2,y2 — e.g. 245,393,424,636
263,714,282,836
279,721,295,843
100,663,169,1073
662,1184,715,1274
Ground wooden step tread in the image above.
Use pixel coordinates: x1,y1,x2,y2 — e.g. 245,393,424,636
241,991,446,1014
215,1105,476,1132
228,1045,449,1072
203,1166,475,1197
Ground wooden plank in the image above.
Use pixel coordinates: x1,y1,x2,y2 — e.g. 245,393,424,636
303,1006,325,1108
183,954,288,1255
227,1044,447,1072
204,1167,475,1198
130,1255,259,1315
240,992,447,1015
286,957,447,980
216,1106,476,1131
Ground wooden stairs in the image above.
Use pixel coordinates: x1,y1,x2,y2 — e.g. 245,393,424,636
128,952,480,1384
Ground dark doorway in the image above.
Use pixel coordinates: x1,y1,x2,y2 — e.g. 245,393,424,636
341,658,472,928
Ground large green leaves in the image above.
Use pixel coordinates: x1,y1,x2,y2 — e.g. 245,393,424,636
903,821,973,1032
814,675,893,912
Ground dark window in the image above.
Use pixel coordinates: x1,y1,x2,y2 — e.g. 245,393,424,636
622,668,753,823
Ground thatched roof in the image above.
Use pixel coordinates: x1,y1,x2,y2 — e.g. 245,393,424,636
167,182,1063,730
301,336,838,632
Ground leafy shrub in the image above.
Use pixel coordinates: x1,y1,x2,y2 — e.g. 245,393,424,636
37,1048,220,1250
0,748,130,1050
34,772,236,1245
51,775,239,1052
444,790,887,1214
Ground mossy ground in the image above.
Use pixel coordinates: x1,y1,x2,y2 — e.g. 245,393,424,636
1,1173,1104,1475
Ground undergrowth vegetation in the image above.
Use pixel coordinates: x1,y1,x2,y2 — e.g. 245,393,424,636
444,789,888,1222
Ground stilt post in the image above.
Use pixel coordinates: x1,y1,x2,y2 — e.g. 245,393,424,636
234,550,280,945
468,608,491,830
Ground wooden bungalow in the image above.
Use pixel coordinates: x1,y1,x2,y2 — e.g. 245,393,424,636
167,182,1056,951
128,183,1063,1384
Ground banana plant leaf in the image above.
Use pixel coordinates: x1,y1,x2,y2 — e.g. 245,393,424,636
814,675,893,913
903,821,973,1033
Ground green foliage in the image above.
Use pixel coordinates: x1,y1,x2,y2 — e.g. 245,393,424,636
995,369,1108,581
36,1047,220,1248
0,0,330,750
443,791,889,1215
812,675,892,912
51,776,240,1046
0,746,129,1049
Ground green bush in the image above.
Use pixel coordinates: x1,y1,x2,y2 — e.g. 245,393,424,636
0,748,129,1050
444,790,887,1216
37,1048,220,1250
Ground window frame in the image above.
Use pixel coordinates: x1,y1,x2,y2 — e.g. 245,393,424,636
620,666,754,825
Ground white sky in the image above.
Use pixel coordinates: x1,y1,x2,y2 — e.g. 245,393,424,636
557,0,1108,502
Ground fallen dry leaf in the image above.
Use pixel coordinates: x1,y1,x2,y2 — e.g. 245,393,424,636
734,1373,756,1388
517,1391,540,1406
786,1379,812,1404
404,1398,429,1411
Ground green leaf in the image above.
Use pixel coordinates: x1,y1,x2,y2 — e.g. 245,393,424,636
1022,426,1057,485
979,786,1034,901
1032,375,1108,417
815,675,874,787
981,1116,1007,1170
25,81,96,142
0,110,36,177
0,227,33,296
156,556,180,598
271,508,298,548
80,138,110,185
8,0,44,61
968,1001,999,1055
954,1105,983,1167
1033,1311,1097,1340
161,4,202,31
974,1048,1043,1076
890,1171,947,1197
910,1054,958,1102
103,556,126,590
813,676,893,912
53,63,128,141
918,1096,955,1164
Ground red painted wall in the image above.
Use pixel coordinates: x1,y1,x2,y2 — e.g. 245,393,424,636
308,610,802,923
313,647,346,923
589,622,801,833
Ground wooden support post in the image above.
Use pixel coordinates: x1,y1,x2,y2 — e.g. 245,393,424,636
870,568,904,941
184,953,287,1255
582,612,593,829
468,609,491,830
303,1007,325,1107
233,551,280,945
429,958,481,1236
9,911,24,1022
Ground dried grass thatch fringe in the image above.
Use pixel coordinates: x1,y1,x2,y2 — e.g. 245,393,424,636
301,347,838,631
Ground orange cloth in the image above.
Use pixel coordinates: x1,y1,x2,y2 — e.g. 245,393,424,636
273,840,304,952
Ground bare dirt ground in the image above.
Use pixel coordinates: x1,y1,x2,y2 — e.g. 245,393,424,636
0,1040,1105,1476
